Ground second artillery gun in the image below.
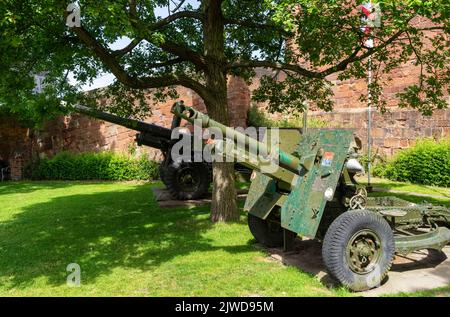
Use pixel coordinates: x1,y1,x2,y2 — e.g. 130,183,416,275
72,104,215,200
171,101,450,292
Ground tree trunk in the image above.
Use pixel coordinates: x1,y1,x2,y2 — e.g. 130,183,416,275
203,0,239,222
207,99,239,223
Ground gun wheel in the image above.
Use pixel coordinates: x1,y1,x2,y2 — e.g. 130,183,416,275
322,210,395,291
165,163,211,200
158,165,170,187
248,209,284,248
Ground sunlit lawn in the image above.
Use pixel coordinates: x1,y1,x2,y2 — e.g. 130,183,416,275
0,181,345,297
0,180,448,297
356,176,449,198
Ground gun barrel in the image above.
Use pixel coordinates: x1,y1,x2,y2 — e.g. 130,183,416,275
73,104,172,140
170,102,301,174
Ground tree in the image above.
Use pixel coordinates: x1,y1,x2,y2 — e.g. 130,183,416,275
0,0,448,221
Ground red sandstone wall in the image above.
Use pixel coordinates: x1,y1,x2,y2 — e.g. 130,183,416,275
311,20,450,156
0,77,252,180
0,117,32,180
0,117,30,162
36,88,195,161
0,65,448,180
309,108,449,156
35,76,251,160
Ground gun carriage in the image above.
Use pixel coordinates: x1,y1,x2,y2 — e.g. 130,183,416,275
171,101,450,291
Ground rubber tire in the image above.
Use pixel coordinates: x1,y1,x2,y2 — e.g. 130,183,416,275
158,164,170,187
248,213,284,248
322,210,395,292
164,162,211,200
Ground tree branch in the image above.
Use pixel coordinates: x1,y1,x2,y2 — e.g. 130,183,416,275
224,18,291,36
111,38,142,58
417,26,445,31
318,46,362,76
146,57,186,68
157,41,207,70
406,30,424,90
70,24,212,101
227,60,321,78
127,2,207,70
128,0,203,28
225,18,281,30
71,25,136,86
319,29,407,76
171,0,186,13
149,11,204,30
228,27,407,80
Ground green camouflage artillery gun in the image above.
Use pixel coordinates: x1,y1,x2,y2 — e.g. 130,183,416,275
72,104,215,200
171,101,450,291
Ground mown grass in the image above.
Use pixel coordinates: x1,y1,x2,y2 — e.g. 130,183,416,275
356,176,449,198
0,180,448,297
0,181,345,297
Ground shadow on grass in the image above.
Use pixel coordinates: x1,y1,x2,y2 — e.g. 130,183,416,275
370,181,449,199
0,180,142,195
0,183,251,290
369,192,450,208
0,181,76,195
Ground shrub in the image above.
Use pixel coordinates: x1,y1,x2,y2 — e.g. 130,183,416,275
247,105,326,128
25,151,159,181
357,149,387,176
377,138,450,187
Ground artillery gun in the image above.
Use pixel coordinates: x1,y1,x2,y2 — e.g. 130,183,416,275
171,101,450,291
72,104,214,200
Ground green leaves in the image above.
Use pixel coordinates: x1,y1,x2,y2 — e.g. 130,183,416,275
252,73,334,113
378,138,450,187
254,0,449,115
25,151,159,181
0,0,448,126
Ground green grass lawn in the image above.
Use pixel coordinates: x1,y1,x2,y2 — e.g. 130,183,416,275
0,181,347,297
0,180,448,297
356,176,449,198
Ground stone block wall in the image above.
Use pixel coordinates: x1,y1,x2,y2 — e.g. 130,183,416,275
309,108,449,156
35,87,196,161
1,66,448,180
0,117,31,162
0,76,252,180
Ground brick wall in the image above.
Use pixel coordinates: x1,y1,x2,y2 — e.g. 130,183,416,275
0,117,31,161
35,88,196,161
0,116,32,180
309,107,449,156
1,67,448,180
247,20,449,157
311,23,449,156
33,76,251,159
0,76,252,179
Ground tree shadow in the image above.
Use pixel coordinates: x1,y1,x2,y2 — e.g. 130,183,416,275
370,182,449,199
369,192,450,207
0,181,91,195
392,249,448,272
0,184,250,290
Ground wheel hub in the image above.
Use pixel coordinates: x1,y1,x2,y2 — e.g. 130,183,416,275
346,229,381,274
177,167,200,192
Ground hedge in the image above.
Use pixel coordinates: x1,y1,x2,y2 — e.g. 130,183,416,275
25,151,159,181
374,138,450,187
247,105,326,128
